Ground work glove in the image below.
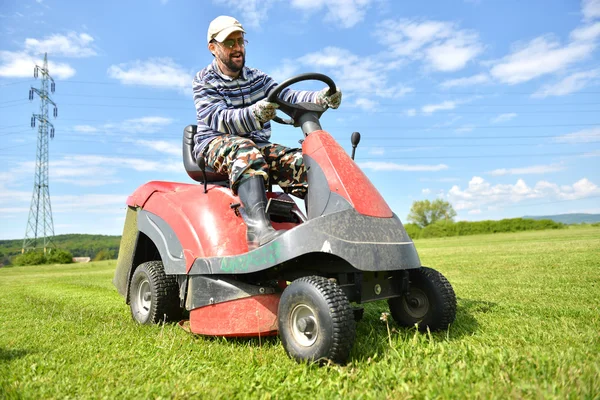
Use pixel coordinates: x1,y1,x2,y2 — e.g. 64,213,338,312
251,100,279,124
316,87,342,109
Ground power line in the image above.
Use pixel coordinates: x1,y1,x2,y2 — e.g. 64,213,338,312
10,101,600,114
2,121,598,134
0,79,33,87
49,80,600,95
26,93,600,107
358,152,592,159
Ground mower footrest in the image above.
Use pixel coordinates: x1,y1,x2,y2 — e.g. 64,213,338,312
266,198,295,217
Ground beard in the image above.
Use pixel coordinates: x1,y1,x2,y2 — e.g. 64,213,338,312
219,51,245,74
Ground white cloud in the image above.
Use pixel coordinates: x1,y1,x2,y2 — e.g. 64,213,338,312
570,22,600,42
440,73,490,88
446,176,600,212
422,100,457,114
293,47,413,99
489,35,595,85
136,139,180,156
212,0,278,28
114,116,174,134
353,98,377,111
52,194,128,213
533,68,600,97
269,59,300,83
374,85,414,98
359,162,448,172
50,160,122,187
422,188,431,195
0,51,75,79
290,0,375,28
73,125,98,133
368,147,385,155
71,116,173,137
424,32,483,72
404,108,417,117
0,31,94,79
376,19,483,72
57,155,181,174
491,113,517,124
468,209,481,214
488,163,566,176
582,0,600,21
107,58,192,92
554,127,600,143
24,32,96,58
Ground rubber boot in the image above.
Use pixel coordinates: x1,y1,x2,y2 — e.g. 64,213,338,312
237,176,283,249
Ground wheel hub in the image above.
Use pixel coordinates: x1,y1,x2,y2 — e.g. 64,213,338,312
403,288,429,319
135,278,152,318
290,304,319,347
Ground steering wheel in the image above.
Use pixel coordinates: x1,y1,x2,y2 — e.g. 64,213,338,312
267,73,337,125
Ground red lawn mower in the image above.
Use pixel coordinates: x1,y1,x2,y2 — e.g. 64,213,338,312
113,73,456,364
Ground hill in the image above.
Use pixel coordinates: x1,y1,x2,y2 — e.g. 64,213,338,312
523,213,600,224
0,234,121,265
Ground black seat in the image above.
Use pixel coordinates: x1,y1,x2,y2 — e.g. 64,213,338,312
182,125,229,183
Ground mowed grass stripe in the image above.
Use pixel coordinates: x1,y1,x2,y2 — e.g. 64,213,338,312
1,227,599,399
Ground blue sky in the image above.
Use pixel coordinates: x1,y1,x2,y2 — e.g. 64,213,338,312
1,0,599,240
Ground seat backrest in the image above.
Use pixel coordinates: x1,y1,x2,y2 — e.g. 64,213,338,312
182,125,229,183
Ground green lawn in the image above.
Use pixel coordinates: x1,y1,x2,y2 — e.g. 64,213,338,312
1,227,599,399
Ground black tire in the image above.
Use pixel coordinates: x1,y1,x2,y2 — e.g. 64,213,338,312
388,267,456,332
278,276,356,364
128,261,182,325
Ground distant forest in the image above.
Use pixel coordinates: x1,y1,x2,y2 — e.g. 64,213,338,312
0,234,120,266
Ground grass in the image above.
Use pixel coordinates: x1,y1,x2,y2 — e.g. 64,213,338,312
1,227,599,399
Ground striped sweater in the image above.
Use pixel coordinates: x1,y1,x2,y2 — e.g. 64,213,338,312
192,59,318,159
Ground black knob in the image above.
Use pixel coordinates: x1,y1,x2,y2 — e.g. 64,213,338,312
351,131,361,147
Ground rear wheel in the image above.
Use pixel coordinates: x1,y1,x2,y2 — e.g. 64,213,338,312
278,276,356,364
129,261,181,324
388,267,456,332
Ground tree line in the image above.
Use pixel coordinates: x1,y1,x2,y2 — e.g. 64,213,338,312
405,199,565,238
0,200,588,266
0,234,120,266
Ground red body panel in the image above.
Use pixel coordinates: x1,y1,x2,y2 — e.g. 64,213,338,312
189,294,280,337
127,181,302,271
303,130,393,218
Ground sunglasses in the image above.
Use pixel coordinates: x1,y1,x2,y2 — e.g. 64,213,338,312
218,38,248,49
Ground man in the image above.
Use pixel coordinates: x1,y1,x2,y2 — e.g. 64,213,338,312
192,16,342,249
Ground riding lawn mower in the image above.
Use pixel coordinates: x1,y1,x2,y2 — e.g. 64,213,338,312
113,73,456,364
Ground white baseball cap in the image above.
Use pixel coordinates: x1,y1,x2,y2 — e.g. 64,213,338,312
207,16,245,44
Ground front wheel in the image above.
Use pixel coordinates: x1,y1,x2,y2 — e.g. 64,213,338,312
278,276,356,364
388,267,456,332
129,261,181,324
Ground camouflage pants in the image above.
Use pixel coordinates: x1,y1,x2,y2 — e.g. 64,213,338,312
204,135,307,198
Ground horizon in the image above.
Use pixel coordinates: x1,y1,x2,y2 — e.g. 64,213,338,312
1,0,599,240
1,212,598,242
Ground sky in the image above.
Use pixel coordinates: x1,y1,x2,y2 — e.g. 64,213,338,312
1,0,599,241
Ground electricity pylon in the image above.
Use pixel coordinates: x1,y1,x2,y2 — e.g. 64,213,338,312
22,53,58,254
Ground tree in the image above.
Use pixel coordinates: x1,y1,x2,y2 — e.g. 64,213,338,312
407,199,457,228
47,249,74,264
12,251,46,266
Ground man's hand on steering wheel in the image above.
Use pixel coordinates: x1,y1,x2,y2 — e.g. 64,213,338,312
316,87,342,109
252,99,279,123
